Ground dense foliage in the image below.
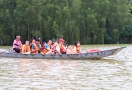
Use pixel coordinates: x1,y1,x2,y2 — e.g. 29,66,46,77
0,0,131,45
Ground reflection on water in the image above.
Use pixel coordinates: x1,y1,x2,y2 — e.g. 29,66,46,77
0,45,132,90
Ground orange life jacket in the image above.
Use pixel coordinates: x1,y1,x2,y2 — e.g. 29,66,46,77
31,44,38,54
40,47,49,54
76,46,80,53
59,44,64,53
22,44,30,53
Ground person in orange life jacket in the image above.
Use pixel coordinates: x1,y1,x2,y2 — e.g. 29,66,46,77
73,41,81,53
44,40,52,54
52,41,61,54
13,36,22,53
58,38,66,54
35,38,41,53
40,42,49,54
66,44,76,54
22,41,31,54
30,39,38,54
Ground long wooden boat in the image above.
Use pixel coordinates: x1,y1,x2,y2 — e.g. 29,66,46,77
0,47,124,60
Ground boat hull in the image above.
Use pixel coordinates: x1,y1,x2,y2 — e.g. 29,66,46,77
0,47,124,60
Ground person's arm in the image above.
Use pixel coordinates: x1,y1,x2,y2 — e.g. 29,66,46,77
73,47,77,53
56,46,61,54
22,45,24,54
19,41,22,46
80,47,82,53
14,44,19,46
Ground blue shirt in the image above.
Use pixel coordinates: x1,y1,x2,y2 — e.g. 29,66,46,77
31,44,35,49
45,44,49,49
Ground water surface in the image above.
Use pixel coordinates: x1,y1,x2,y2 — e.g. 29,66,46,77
0,45,132,90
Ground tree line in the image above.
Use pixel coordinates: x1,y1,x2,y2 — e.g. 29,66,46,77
0,0,132,45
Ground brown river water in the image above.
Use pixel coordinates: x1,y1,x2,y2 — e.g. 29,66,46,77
0,45,132,90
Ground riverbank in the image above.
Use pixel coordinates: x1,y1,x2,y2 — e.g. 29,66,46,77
0,46,12,49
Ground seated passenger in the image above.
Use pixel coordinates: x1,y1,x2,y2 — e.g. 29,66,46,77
58,38,66,54
52,42,61,54
41,42,46,49
74,41,81,53
13,36,22,53
40,42,50,54
66,44,76,54
30,39,38,54
35,38,41,53
44,40,52,54
45,40,52,49
22,41,31,54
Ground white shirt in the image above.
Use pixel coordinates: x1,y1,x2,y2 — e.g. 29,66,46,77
56,45,60,52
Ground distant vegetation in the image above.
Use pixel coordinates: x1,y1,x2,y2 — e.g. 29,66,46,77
0,0,132,45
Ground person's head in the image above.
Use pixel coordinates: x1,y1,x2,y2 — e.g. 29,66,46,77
16,36,21,41
58,38,65,44
75,41,80,47
53,41,58,46
35,38,40,45
25,41,29,45
31,39,35,44
42,42,46,47
47,40,52,45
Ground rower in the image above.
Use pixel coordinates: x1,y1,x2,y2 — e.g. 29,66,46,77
73,41,81,53
58,38,66,54
13,36,22,53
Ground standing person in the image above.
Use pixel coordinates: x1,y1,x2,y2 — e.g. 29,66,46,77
30,39,38,54
73,41,81,53
58,38,66,54
22,41,31,54
13,36,22,53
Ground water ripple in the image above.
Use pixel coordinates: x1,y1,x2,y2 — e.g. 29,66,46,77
0,45,132,90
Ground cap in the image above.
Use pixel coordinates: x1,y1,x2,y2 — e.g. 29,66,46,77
59,38,65,42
